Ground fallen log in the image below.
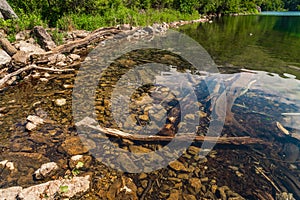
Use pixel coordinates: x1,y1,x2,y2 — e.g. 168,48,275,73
76,117,269,145
0,64,74,89
32,27,122,63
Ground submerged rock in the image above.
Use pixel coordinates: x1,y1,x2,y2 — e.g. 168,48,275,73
34,162,59,180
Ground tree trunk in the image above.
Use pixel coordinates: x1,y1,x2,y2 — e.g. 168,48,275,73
0,0,18,19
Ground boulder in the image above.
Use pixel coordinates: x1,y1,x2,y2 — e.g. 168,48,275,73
33,26,56,51
0,49,11,66
0,0,18,19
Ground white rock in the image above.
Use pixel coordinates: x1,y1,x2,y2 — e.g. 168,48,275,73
68,54,80,61
34,162,59,180
26,122,37,131
18,175,90,199
71,155,83,161
0,186,23,200
0,49,11,66
17,41,46,55
27,115,44,125
55,98,67,106
0,160,8,167
6,162,15,170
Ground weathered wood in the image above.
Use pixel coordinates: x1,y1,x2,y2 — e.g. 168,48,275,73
0,64,74,89
32,27,122,63
76,118,269,145
0,37,17,56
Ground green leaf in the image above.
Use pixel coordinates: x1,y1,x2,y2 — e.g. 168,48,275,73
59,185,69,193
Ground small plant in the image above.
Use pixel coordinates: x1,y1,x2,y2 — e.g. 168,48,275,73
71,161,84,176
51,29,64,45
59,185,69,194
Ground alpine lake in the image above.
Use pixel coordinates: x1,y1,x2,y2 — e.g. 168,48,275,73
0,12,299,199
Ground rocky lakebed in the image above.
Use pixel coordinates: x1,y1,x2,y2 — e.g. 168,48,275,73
0,21,299,200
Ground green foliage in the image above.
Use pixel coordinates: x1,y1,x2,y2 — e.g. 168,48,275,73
3,0,300,34
59,185,69,193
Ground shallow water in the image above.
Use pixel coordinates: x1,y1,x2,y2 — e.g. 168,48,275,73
0,15,299,199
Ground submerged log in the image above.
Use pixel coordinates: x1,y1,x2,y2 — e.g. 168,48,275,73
76,117,269,145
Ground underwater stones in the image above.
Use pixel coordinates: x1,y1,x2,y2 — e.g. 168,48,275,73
106,177,137,200
129,145,152,154
60,137,89,156
55,98,67,106
69,155,93,170
34,162,59,180
26,115,44,131
169,160,187,172
116,154,140,172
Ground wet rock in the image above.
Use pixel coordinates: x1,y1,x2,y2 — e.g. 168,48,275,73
61,137,89,156
167,190,181,200
0,186,22,199
169,160,187,172
25,122,37,131
55,98,67,106
34,162,59,180
33,26,56,51
107,177,138,200
0,160,14,171
187,146,201,155
0,49,11,66
129,145,152,153
69,155,92,170
188,178,202,194
183,194,197,200
117,154,139,173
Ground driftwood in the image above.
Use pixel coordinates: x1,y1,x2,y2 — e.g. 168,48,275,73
0,64,74,89
32,27,122,63
0,37,17,56
76,117,269,145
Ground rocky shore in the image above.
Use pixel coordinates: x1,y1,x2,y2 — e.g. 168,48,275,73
0,17,298,200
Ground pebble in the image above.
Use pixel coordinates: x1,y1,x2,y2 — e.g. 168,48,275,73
25,122,37,131
27,115,44,125
55,98,67,106
169,160,187,172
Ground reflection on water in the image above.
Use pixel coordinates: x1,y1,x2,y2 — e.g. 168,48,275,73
0,15,299,199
